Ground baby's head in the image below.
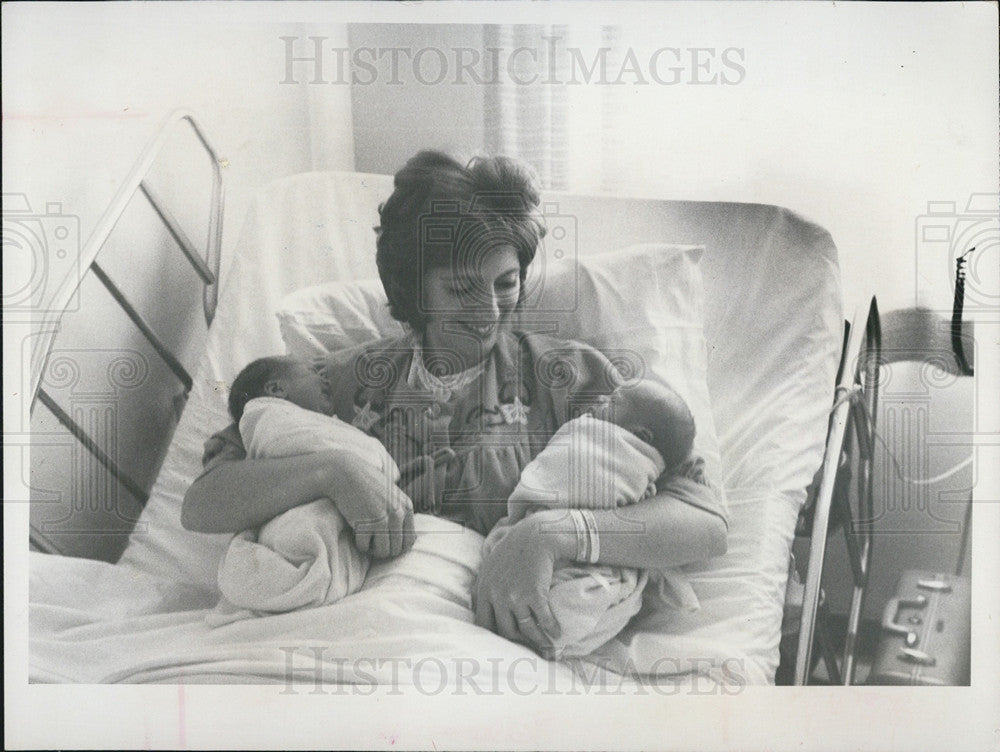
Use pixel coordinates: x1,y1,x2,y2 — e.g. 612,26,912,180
228,356,332,421
592,380,696,471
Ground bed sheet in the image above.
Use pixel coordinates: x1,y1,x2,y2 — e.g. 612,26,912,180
31,516,713,692
29,171,842,686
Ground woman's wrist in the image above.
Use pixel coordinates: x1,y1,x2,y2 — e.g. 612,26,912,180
304,449,348,496
570,509,600,564
520,509,579,563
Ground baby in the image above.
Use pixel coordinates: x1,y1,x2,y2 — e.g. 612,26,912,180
482,380,702,659
210,356,402,623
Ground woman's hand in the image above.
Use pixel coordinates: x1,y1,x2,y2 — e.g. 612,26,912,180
474,510,575,651
182,448,415,559
333,458,416,559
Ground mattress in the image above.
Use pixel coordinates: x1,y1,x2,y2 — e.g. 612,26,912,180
29,171,843,687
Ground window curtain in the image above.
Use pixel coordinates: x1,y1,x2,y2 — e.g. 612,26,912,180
483,25,628,194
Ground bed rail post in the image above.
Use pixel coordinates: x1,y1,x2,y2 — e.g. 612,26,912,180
794,297,881,685
28,108,225,410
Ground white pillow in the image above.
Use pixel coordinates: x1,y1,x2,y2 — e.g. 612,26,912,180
277,243,723,489
277,279,406,358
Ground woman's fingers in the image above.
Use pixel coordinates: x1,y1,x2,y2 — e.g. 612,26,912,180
351,511,389,557
386,502,407,557
513,610,549,650
494,606,521,643
400,504,417,552
353,525,373,554
474,591,496,632
530,596,561,640
371,526,391,559
346,493,414,559
387,487,415,557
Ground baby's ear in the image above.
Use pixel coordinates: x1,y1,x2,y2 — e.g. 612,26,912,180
633,426,655,446
264,379,286,398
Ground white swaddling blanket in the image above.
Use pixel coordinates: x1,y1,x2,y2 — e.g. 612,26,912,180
209,397,400,625
488,415,700,659
508,414,666,518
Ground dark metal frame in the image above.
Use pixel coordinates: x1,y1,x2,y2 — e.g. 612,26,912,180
794,297,882,684
28,110,224,554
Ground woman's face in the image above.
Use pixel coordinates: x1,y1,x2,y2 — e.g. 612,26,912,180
420,244,521,370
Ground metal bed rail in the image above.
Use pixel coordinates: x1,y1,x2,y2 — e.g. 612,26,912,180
26,109,225,553
794,296,881,685
29,108,225,408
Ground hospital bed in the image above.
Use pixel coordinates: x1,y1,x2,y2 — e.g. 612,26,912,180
26,111,880,687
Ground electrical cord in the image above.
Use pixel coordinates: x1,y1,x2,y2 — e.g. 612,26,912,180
834,384,974,578
834,384,974,487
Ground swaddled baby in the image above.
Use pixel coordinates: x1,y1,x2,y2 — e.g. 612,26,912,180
209,356,401,624
483,380,702,659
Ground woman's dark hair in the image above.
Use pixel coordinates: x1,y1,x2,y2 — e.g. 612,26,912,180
375,151,546,331
228,356,294,421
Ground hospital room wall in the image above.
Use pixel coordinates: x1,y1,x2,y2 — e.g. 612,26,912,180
3,16,355,290
5,13,355,560
348,19,995,319
348,24,486,178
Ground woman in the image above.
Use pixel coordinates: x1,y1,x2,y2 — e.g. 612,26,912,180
182,150,727,652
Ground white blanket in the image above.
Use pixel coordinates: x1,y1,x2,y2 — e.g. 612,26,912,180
492,415,699,659
31,515,742,689
211,397,398,623
30,516,587,689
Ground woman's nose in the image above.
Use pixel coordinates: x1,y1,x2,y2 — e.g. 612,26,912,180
471,290,501,320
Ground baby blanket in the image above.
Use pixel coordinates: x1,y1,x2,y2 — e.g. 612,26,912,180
210,398,399,624
487,415,700,659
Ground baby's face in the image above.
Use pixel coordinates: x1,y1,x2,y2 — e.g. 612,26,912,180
277,361,333,415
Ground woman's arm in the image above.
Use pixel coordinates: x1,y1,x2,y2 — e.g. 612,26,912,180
474,468,726,645
182,450,344,533
181,450,416,557
530,491,727,569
